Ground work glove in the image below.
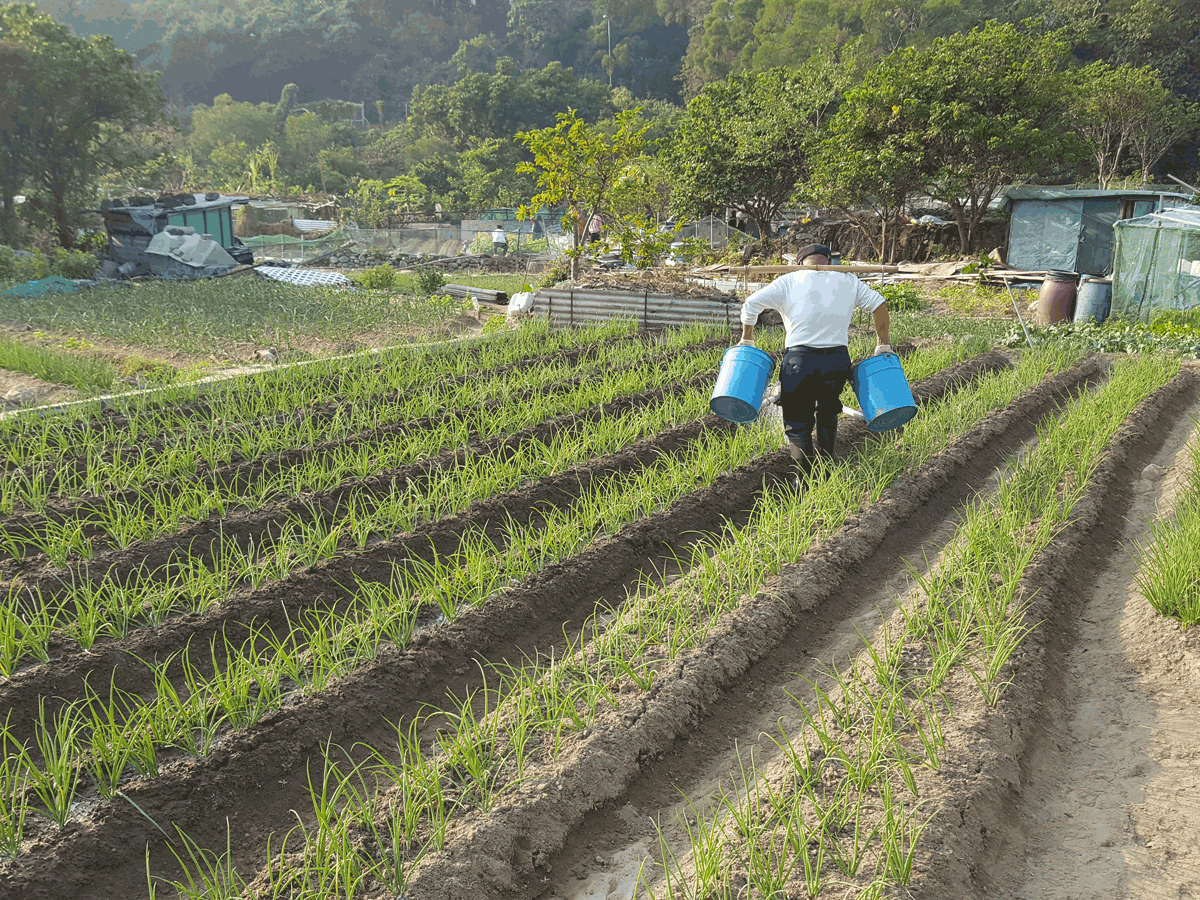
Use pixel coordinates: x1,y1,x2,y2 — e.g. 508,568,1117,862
738,338,755,347
873,344,892,356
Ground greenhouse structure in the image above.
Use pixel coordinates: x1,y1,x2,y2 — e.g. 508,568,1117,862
1112,207,1200,322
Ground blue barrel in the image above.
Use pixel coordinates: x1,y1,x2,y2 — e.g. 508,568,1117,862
850,353,917,432
710,346,776,423
1074,276,1112,325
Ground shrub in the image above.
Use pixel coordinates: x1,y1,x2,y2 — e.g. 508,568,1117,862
414,266,445,296
877,283,927,312
0,245,47,281
352,264,397,290
0,245,98,281
52,248,101,279
536,260,570,288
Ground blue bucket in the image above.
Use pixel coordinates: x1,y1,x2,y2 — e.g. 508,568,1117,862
710,346,776,423
850,353,917,432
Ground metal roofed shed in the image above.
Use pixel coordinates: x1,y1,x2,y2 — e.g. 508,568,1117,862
97,192,254,276
1112,207,1200,322
1002,187,1191,275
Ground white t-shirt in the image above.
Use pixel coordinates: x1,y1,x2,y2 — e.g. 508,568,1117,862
492,228,507,243
740,270,886,348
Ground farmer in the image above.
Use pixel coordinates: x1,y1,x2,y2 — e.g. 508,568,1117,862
491,224,509,256
737,243,891,477
587,211,603,245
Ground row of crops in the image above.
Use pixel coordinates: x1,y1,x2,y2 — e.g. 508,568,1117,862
0,318,1192,900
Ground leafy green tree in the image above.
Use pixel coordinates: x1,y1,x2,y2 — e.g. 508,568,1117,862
188,94,279,163
384,175,430,216
1066,61,1199,186
0,3,164,247
0,37,35,246
281,111,333,184
410,60,613,150
678,0,764,95
518,107,647,277
817,22,1081,254
1046,0,1200,98
506,0,596,74
661,58,849,239
206,140,251,192
811,77,926,262
315,147,360,195
455,138,537,210
607,155,676,265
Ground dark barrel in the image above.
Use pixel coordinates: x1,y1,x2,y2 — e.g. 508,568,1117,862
1035,271,1079,325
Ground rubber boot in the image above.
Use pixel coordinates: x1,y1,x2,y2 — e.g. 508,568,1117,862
815,416,838,461
787,439,813,486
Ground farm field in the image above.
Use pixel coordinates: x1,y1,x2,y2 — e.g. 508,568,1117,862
0,316,1198,900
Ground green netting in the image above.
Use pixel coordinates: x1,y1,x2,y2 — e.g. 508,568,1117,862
1113,209,1200,322
240,228,347,262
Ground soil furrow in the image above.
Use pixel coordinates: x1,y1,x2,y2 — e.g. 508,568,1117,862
0,351,1011,900
0,406,733,737
2,368,717,595
0,338,726,568
392,355,1108,900
0,331,647,472
899,366,1200,898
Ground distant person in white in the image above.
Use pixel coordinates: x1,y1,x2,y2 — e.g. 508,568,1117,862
738,243,891,476
491,225,508,256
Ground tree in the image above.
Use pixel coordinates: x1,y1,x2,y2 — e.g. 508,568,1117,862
517,107,647,277
816,22,1082,255
0,3,164,247
606,155,676,266
455,138,537,211
281,111,333,184
410,60,614,150
0,37,35,246
189,94,279,163
1066,61,1199,186
661,58,850,240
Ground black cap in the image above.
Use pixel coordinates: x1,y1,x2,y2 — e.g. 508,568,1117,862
797,243,832,263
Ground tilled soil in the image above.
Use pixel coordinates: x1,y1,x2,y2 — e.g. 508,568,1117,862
4,353,1199,900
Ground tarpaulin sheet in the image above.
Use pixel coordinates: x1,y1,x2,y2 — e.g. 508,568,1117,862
1113,210,1200,322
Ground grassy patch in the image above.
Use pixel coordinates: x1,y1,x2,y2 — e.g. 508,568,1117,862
936,283,1019,315
0,334,115,392
0,279,460,356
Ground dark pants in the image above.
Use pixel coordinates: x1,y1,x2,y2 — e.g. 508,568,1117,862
780,345,851,457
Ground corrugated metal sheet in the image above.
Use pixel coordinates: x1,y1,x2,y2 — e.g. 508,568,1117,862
293,219,338,233
533,288,740,330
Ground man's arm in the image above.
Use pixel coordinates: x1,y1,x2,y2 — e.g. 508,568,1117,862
873,302,890,349
738,278,787,345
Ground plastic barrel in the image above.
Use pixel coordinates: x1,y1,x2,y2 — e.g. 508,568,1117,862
1074,276,1112,325
1035,271,1079,325
850,353,917,432
710,345,776,423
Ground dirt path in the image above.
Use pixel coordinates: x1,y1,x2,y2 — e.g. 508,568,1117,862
977,385,1200,900
537,360,1094,900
